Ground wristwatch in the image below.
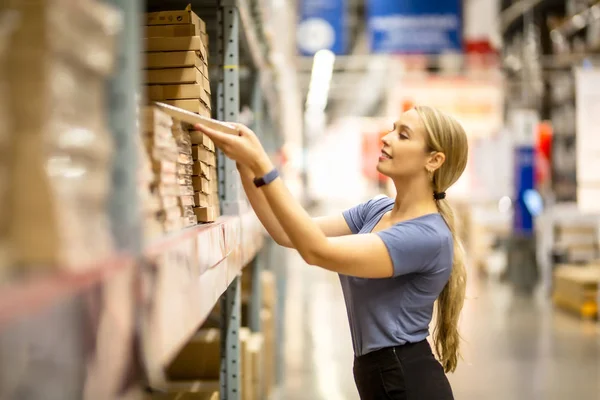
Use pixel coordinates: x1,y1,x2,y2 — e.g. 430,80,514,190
253,168,279,188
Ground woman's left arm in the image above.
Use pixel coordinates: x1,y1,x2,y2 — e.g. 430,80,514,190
195,123,394,279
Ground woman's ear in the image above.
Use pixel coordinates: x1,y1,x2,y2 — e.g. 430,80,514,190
426,152,446,172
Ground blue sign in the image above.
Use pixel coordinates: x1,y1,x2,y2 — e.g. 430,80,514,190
513,146,535,236
366,0,462,54
297,0,347,55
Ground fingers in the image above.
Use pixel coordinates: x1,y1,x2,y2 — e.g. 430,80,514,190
194,123,236,146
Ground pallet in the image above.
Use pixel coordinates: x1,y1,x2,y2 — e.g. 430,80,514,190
552,264,600,319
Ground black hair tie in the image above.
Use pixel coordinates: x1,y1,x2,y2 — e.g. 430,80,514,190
433,192,446,200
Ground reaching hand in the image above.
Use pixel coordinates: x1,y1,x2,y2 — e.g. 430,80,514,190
193,122,274,177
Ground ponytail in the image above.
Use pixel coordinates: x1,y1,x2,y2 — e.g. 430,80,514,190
433,198,466,373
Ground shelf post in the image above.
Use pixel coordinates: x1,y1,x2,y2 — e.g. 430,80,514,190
106,0,143,255
218,2,241,400
218,0,243,216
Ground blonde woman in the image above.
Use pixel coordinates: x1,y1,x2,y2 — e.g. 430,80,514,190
196,106,468,400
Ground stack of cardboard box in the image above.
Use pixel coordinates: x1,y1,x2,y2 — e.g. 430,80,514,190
144,6,211,117
191,135,220,223
172,120,198,227
142,107,183,234
136,123,163,242
6,0,120,269
0,15,11,275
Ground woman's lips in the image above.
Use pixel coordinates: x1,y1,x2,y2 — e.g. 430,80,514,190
379,150,392,160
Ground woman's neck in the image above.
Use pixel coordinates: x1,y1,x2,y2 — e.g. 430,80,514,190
390,177,438,222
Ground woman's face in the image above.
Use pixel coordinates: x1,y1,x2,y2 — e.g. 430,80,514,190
376,109,431,179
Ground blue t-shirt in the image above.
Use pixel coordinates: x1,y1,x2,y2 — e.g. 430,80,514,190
341,196,454,356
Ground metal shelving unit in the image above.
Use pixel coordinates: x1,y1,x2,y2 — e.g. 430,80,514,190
0,0,278,399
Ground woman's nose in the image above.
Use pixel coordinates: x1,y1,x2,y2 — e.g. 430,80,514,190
381,132,392,146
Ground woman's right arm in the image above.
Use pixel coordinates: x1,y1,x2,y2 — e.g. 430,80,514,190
238,165,351,248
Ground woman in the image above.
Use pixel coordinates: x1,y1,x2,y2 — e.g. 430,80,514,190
195,106,468,400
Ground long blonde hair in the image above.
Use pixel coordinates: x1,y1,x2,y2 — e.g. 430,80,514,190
415,105,468,373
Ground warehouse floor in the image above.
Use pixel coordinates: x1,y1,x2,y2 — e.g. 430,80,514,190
273,250,600,400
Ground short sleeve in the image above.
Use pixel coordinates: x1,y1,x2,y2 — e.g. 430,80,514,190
342,199,374,234
376,222,442,277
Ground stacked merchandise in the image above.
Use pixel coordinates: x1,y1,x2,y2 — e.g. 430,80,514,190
0,10,15,275
137,110,163,242
172,120,198,227
191,131,220,223
6,0,121,269
142,106,201,234
144,5,211,117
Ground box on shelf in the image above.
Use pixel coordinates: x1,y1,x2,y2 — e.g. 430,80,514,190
164,99,210,117
6,0,121,268
166,328,221,380
193,207,217,223
147,84,210,104
552,263,600,318
144,37,207,61
146,5,206,32
145,24,199,38
146,51,207,73
145,67,203,85
192,146,216,166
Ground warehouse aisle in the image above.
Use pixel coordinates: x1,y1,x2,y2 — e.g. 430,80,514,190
275,251,600,400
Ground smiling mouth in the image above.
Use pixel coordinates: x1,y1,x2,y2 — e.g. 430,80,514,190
380,150,392,159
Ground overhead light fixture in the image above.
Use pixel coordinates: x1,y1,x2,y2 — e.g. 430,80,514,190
305,49,335,112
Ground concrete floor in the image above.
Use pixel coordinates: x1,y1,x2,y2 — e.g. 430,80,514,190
274,251,600,400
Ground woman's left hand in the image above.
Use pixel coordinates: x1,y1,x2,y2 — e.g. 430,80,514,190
193,122,274,177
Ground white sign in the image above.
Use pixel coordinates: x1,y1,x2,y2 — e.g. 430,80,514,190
510,109,538,147
575,68,600,213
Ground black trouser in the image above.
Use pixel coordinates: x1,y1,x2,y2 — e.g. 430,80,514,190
353,340,454,400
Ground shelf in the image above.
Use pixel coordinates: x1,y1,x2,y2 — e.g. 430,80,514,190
551,2,600,38
0,254,134,328
142,211,264,384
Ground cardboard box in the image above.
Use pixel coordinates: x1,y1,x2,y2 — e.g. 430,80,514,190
158,206,183,221
180,185,194,196
178,163,193,176
160,196,179,209
145,67,203,85
143,106,173,129
182,214,198,228
152,160,177,174
190,130,215,149
200,32,209,48
194,206,217,223
147,84,211,105
144,37,207,60
194,192,210,208
178,152,194,166
153,184,180,197
150,146,179,163
155,172,177,185
163,99,210,117
179,195,195,207
166,328,221,379
178,175,193,186
146,7,206,31
192,176,210,194
143,135,178,153
164,217,184,233
192,146,216,166
193,161,210,177
203,74,211,95
144,23,200,38
209,166,217,181
146,51,204,70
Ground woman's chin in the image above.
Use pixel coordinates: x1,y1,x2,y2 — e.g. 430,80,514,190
376,164,389,176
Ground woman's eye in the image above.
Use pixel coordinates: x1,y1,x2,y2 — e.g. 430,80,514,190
399,132,408,140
